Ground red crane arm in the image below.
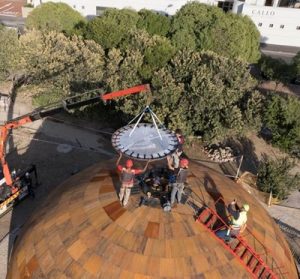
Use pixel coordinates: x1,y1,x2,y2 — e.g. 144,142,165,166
102,84,150,100
0,84,150,186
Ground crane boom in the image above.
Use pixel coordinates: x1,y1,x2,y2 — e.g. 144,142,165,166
0,84,150,187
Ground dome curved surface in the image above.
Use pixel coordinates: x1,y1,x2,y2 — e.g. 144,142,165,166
7,161,298,279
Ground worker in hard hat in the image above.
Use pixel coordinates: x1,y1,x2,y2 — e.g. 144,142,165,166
170,158,189,205
116,153,150,207
216,200,250,242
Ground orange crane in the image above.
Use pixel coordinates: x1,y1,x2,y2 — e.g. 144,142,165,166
0,84,150,216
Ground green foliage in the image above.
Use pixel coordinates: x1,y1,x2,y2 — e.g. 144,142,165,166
23,3,33,8
263,94,300,153
105,49,259,140
137,10,171,36
257,156,299,200
84,9,139,49
119,30,175,79
292,51,300,78
164,50,257,140
32,87,63,106
18,6,262,142
241,90,264,130
0,27,20,80
26,2,85,35
259,55,294,84
19,30,105,97
170,2,260,62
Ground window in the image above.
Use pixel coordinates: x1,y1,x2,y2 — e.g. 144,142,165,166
96,6,107,16
265,0,274,6
73,5,76,8
82,6,85,9
269,24,273,28
280,25,284,29
297,26,300,30
217,1,233,12
258,23,262,27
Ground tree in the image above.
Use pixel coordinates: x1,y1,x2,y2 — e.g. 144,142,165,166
105,48,259,140
161,50,257,140
170,2,260,62
84,9,140,49
26,2,85,35
137,10,171,36
292,51,300,79
19,30,105,97
119,30,175,79
263,94,300,153
259,55,294,85
0,27,20,80
257,156,299,200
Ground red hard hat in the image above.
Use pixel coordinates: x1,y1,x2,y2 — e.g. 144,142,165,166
126,159,133,168
180,158,189,167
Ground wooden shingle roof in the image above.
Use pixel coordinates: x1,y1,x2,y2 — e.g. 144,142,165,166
7,162,298,278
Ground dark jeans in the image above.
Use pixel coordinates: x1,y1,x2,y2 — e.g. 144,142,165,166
216,228,240,242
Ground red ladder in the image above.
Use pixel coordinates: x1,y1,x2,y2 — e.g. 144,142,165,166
196,205,288,279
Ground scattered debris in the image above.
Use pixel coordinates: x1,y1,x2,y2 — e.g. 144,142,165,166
203,144,237,162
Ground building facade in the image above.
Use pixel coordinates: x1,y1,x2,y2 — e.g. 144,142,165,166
28,0,300,47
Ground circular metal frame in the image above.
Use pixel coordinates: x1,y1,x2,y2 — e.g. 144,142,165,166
112,123,179,160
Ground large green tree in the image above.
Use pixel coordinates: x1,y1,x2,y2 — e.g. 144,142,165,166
292,51,300,79
119,30,175,79
26,2,85,35
263,94,300,153
84,9,140,49
106,49,260,140
257,156,299,200
170,2,260,62
137,10,171,36
259,55,294,84
19,30,105,94
0,26,20,80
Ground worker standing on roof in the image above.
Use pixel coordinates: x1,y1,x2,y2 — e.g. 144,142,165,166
170,158,189,206
216,200,250,242
116,153,150,207
167,147,183,171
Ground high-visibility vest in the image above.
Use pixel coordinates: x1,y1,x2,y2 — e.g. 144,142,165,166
231,211,247,229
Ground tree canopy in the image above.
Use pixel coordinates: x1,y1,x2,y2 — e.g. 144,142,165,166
0,27,20,80
84,9,140,49
259,55,294,84
292,51,300,78
19,30,105,94
257,156,299,200
104,49,260,140
8,4,265,142
137,9,171,36
26,2,85,35
170,2,260,62
263,94,300,153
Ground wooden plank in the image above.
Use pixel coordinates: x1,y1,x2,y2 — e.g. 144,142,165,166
103,201,126,221
144,222,160,238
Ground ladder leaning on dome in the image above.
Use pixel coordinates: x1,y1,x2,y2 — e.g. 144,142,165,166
0,84,150,216
196,197,289,279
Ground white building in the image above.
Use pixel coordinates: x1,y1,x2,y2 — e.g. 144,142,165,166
28,0,300,47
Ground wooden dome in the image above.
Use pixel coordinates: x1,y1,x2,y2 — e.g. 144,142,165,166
7,161,298,279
